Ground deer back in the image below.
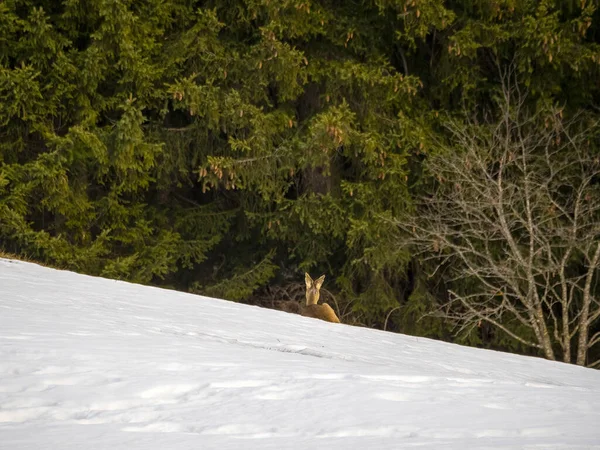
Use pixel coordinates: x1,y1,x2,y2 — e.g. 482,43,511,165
301,303,340,323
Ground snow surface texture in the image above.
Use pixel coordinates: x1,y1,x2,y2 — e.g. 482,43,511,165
1,258,599,449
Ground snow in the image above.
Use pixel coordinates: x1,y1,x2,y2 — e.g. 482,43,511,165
0,258,599,449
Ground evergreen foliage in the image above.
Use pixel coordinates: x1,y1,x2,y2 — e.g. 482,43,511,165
1,0,600,364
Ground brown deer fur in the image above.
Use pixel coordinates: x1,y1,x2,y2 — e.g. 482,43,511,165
300,273,340,323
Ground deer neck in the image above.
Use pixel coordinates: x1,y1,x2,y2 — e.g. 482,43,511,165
306,288,320,306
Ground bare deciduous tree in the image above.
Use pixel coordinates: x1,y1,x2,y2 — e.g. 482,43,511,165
400,73,600,366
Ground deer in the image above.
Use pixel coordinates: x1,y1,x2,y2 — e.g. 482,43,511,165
300,273,340,323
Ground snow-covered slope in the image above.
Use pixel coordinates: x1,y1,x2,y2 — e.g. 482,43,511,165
1,258,599,449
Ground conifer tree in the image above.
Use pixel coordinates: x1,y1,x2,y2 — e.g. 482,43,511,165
1,0,599,357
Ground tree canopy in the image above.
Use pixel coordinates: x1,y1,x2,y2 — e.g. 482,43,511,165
2,0,600,365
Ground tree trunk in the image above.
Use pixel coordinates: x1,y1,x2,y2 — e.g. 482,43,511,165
576,242,600,366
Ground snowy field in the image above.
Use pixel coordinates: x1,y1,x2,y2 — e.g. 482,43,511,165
1,258,599,449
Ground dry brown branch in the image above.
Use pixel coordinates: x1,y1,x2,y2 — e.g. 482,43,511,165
396,65,600,366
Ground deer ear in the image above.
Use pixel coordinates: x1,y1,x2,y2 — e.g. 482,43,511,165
314,275,325,290
305,272,313,289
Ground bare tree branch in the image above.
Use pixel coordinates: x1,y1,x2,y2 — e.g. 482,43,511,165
395,64,600,366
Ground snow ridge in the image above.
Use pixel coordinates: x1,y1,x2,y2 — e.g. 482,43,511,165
1,258,599,449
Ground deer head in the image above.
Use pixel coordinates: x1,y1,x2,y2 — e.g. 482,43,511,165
305,273,325,306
